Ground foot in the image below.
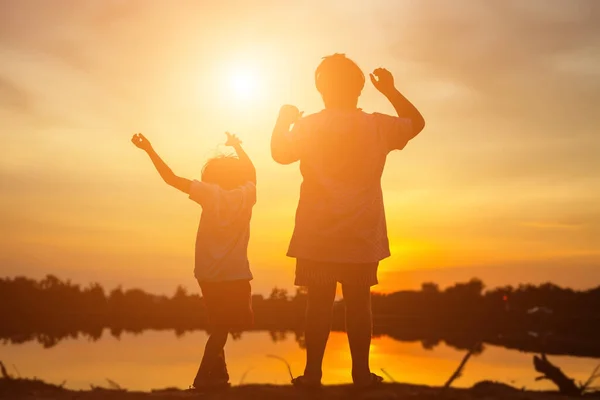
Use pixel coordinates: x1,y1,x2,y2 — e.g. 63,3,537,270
190,378,230,392
353,372,384,390
291,375,322,389
192,370,231,391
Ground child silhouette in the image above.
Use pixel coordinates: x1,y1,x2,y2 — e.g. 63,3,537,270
132,132,256,391
271,54,425,389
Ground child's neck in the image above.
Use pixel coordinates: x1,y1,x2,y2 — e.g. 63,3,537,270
324,104,359,111
323,97,359,110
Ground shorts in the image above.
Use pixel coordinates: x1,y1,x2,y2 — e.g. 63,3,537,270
294,258,379,287
199,279,254,331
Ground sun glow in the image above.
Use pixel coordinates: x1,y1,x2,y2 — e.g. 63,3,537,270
228,66,261,101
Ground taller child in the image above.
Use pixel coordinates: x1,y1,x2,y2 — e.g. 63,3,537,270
270,54,425,388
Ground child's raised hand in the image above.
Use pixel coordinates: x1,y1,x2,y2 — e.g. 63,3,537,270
131,133,152,151
370,68,395,95
278,105,303,125
225,131,242,147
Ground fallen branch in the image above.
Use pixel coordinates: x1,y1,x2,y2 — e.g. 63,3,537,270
444,342,481,390
533,354,580,396
0,361,11,380
106,378,125,391
580,363,600,394
381,368,396,383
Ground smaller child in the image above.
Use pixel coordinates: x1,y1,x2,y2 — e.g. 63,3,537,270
131,132,256,390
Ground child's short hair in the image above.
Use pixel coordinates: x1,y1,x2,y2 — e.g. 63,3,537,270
315,53,365,104
201,155,250,190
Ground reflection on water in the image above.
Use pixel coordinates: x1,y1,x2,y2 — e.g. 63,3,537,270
2,329,598,391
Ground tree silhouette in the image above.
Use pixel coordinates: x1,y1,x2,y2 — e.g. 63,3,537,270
0,275,598,357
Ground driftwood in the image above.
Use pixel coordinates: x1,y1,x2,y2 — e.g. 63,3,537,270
443,342,481,390
381,368,397,383
533,354,580,396
581,364,600,393
0,361,10,380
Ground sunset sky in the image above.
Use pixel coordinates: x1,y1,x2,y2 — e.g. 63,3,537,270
1,0,599,296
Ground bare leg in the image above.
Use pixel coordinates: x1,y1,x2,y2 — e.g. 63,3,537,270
303,281,337,382
194,330,229,386
212,348,228,381
342,283,373,384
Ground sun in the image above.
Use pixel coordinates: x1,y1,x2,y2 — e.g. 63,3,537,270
228,66,260,101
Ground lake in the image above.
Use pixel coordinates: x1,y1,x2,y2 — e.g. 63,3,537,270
2,329,598,391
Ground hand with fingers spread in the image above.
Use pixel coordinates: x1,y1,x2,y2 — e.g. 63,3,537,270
278,105,304,126
225,131,242,147
371,67,425,133
369,68,396,96
131,133,152,151
224,131,256,184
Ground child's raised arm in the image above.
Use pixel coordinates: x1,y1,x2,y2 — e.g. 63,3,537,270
225,132,256,184
131,133,192,194
370,68,425,137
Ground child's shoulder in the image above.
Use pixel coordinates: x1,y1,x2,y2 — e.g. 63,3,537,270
300,109,371,125
298,111,325,124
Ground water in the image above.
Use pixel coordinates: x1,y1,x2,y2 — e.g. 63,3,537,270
2,330,598,391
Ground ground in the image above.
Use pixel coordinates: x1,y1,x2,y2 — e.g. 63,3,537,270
2,378,600,400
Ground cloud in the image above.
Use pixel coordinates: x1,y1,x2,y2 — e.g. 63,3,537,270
387,0,600,125
396,1,600,77
520,221,583,230
373,0,600,199
0,73,75,128
0,75,32,111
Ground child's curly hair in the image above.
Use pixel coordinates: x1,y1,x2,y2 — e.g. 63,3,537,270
315,53,365,106
201,155,250,190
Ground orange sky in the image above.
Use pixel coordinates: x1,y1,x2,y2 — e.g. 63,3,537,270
1,1,599,295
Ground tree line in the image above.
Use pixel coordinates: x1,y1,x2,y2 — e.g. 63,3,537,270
1,275,599,355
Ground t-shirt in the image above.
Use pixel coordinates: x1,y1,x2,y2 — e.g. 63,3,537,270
273,109,413,263
188,180,256,282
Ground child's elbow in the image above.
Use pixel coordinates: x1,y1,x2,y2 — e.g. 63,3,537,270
272,154,287,165
413,117,425,135
163,172,179,187
271,148,294,165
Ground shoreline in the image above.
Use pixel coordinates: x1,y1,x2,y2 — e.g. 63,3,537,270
3,376,591,400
